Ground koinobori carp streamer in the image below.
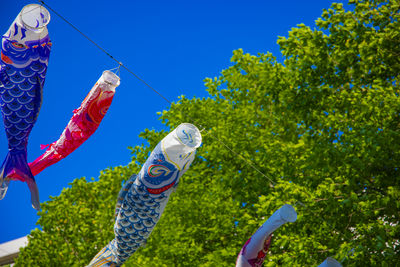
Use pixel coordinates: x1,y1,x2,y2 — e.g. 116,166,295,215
0,4,52,210
88,123,202,267
8,70,119,181
236,204,297,267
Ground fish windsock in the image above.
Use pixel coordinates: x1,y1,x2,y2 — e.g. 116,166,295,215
8,70,119,180
88,123,202,267
318,257,342,267
0,4,51,210
236,204,297,267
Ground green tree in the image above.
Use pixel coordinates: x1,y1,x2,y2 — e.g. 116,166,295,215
16,0,399,266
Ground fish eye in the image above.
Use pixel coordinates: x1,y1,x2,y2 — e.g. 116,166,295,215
12,42,25,49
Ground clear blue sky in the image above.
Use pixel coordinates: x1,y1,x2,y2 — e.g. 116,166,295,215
0,0,346,243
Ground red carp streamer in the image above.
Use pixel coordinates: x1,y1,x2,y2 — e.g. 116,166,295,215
9,70,120,180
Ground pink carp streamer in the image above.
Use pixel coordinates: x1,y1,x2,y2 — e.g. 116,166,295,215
236,204,297,267
9,70,120,180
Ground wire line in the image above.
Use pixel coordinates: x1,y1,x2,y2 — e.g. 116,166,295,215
35,2,357,263
38,0,172,104
37,0,277,187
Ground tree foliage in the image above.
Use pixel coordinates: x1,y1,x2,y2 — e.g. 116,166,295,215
16,0,400,266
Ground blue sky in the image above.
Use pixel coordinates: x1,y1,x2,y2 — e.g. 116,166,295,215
0,0,346,243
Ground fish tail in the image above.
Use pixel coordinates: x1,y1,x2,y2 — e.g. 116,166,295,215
0,179,10,200
0,151,40,210
0,152,14,198
87,240,120,267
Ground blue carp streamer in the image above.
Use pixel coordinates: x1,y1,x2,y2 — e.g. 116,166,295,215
0,4,51,210
88,123,202,266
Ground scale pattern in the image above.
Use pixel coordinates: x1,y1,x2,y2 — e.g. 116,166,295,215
88,134,197,266
0,59,47,153
0,11,51,209
8,72,117,180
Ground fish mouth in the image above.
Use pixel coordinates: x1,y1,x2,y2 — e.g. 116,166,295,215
20,4,51,32
1,51,13,64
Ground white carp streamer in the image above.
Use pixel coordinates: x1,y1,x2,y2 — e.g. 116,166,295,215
236,204,297,267
88,123,202,266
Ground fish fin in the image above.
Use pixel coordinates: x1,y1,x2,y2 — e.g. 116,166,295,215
0,161,5,184
40,144,50,150
0,179,10,200
26,179,40,210
0,151,40,209
87,241,120,267
114,174,136,220
0,152,15,199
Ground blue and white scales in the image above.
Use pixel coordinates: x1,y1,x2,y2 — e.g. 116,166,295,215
88,123,202,266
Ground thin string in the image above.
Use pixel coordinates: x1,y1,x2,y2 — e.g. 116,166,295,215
36,0,356,263
36,0,347,232
107,63,122,77
117,63,121,77
37,0,277,187
38,0,171,105
203,128,276,187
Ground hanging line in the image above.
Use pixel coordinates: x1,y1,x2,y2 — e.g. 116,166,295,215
107,63,122,78
36,0,348,232
36,1,360,261
36,0,277,188
204,129,275,187
37,0,172,105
